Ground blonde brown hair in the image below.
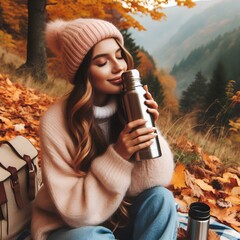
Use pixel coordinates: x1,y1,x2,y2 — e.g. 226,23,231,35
65,39,134,229
66,39,133,173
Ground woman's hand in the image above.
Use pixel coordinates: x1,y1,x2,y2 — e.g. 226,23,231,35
113,119,157,160
143,85,159,122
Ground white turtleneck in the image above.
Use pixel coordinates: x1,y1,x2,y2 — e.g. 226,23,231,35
93,97,117,141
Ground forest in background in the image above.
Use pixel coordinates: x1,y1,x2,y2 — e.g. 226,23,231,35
0,0,240,236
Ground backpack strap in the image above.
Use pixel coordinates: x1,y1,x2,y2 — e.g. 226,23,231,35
0,140,37,201
0,181,7,220
0,163,24,209
22,154,36,200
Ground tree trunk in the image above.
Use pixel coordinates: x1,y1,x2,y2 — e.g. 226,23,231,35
17,0,47,83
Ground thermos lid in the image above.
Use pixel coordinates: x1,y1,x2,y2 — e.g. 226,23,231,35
189,202,210,221
121,69,142,90
122,69,140,80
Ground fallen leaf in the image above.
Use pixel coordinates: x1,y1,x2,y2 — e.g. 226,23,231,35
177,227,187,240
195,179,215,193
216,198,232,208
171,164,187,189
223,172,240,186
231,186,240,196
208,230,220,240
225,196,240,205
175,198,188,213
184,170,203,197
14,123,25,131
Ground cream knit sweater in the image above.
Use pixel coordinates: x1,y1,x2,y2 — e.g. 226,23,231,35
31,97,174,240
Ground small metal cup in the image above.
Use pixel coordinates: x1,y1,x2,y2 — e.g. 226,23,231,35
187,202,210,240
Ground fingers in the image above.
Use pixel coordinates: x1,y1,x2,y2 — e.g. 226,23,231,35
123,119,146,133
131,131,157,146
114,119,158,160
147,108,159,121
143,85,159,121
145,99,158,109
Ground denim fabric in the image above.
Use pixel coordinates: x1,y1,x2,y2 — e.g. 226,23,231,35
47,226,115,240
47,186,178,240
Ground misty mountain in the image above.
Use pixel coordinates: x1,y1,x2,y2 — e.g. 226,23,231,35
130,0,220,55
171,26,240,97
154,0,240,69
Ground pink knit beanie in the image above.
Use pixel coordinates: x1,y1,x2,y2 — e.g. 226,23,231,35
46,18,124,83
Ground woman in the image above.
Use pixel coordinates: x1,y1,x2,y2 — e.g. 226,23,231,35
31,18,178,240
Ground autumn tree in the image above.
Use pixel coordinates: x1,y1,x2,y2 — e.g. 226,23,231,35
180,71,208,113
1,0,195,82
16,0,47,82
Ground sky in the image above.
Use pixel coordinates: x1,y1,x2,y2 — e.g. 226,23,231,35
163,0,209,8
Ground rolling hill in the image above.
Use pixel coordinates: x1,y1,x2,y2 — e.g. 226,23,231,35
171,26,240,97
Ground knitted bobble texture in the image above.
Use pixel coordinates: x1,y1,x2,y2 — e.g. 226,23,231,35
45,19,69,57
45,18,124,83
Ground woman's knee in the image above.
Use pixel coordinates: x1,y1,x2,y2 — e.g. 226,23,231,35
140,186,174,202
136,186,176,212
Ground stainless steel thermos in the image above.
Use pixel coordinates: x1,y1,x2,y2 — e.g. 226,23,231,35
187,202,210,240
121,69,162,160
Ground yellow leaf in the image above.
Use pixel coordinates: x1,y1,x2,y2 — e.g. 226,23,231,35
225,196,240,205
0,116,13,127
231,186,240,196
171,164,187,189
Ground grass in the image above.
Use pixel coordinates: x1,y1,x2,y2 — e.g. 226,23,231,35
158,109,240,169
0,47,72,97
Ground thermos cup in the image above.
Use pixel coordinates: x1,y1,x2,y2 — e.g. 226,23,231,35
187,202,210,240
121,69,162,160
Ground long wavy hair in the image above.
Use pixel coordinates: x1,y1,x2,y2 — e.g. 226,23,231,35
65,38,134,230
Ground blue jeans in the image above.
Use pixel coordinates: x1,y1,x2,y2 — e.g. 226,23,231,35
47,186,178,240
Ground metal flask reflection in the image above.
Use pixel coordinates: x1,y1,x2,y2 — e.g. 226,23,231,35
121,69,162,161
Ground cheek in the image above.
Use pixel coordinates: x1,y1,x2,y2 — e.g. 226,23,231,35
89,66,108,81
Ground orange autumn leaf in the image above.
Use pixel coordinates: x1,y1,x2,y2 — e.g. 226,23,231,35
171,164,187,189
174,198,188,213
195,179,215,193
231,186,240,196
225,196,240,205
202,153,221,173
208,230,220,240
184,170,204,198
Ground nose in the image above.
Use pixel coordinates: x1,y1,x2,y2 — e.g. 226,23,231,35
112,58,124,74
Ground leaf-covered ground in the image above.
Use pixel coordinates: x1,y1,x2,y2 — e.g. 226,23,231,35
0,74,239,238
169,136,240,234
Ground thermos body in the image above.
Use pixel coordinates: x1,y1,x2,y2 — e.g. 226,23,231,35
187,202,210,240
187,217,210,240
121,69,162,160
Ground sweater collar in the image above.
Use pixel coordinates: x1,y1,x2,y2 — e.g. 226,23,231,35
93,97,117,119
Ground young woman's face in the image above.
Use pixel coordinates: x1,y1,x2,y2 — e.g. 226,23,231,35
88,38,128,105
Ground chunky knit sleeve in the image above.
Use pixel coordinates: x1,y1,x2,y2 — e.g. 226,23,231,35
128,130,174,197
38,100,134,227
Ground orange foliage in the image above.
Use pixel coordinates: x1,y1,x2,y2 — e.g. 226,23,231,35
1,0,195,38
137,51,155,76
157,70,179,113
0,74,55,150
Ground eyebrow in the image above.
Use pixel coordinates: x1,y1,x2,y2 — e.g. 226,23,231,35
92,48,122,61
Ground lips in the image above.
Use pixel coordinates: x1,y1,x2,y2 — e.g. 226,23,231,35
108,77,122,85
